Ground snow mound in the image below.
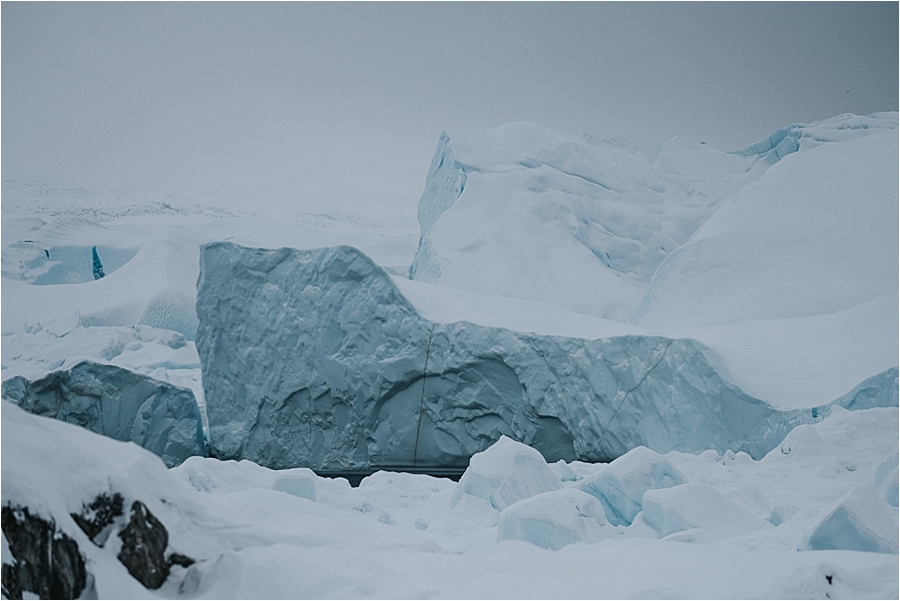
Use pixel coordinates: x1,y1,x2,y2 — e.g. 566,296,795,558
2,225,203,339
496,488,610,549
1,362,205,467
642,482,774,541
576,446,687,526
452,436,561,511
173,456,320,502
875,453,899,507
634,128,898,328
799,484,899,554
408,123,764,320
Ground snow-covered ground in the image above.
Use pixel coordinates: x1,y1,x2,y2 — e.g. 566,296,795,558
3,401,897,598
2,114,898,598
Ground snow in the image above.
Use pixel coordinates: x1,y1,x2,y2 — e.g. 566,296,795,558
2,112,897,598
2,401,898,598
641,482,774,540
451,436,562,511
576,446,687,526
800,484,899,554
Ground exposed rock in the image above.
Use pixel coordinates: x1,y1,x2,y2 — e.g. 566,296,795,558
117,500,169,590
1,505,87,600
71,492,124,546
1,361,206,467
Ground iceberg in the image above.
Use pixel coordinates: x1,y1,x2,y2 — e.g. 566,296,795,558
575,446,687,526
196,242,894,473
451,436,562,511
407,115,896,322
799,484,899,554
641,482,773,541
496,488,610,550
1,361,206,467
634,126,898,328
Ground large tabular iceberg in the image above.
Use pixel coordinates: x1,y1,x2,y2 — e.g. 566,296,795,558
195,242,896,472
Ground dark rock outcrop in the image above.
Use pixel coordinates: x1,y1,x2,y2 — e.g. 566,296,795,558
71,492,124,546
2,361,206,467
116,500,170,590
1,505,87,600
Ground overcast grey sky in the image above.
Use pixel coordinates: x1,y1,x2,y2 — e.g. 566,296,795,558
3,2,897,197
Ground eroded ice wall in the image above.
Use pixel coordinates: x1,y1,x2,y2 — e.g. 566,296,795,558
196,242,896,472
2,361,206,467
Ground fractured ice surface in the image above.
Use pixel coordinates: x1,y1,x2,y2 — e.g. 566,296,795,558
799,484,899,554
496,488,610,550
196,242,896,472
451,436,561,511
1,361,206,467
575,446,686,526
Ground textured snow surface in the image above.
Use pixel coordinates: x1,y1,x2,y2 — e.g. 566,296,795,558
2,402,897,598
196,242,896,471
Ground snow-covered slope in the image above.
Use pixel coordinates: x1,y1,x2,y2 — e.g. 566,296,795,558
3,401,897,598
635,128,899,327
407,113,896,321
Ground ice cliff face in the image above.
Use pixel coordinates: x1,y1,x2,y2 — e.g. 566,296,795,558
408,115,898,322
196,242,895,472
1,361,206,467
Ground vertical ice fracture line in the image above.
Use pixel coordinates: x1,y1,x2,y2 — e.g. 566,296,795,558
412,324,437,471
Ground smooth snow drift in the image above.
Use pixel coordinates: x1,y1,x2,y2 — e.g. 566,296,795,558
408,113,897,322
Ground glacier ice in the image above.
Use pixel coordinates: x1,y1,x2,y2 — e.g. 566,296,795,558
799,484,899,554
875,453,899,507
406,115,896,321
195,242,895,473
641,483,773,540
1,361,206,467
575,446,686,527
496,488,610,550
451,436,562,511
